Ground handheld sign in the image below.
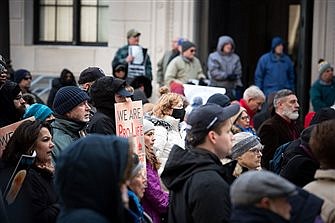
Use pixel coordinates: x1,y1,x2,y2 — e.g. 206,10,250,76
4,151,36,205
115,100,146,171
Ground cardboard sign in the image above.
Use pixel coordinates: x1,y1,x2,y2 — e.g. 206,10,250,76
115,100,146,170
183,84,226,105
0,117,35,158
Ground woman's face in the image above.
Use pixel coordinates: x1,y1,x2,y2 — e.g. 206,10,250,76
128,169,146,199
237,145,262,169
144,130,155,149
235,111,250,128
35,127,54,164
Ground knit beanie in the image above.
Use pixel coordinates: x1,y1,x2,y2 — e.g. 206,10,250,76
230,106,246,124
23,103,53,121
143,119,155,134
53,86,90,115
14,69,30,83
231,132,262,159
181,41,196,53
318,60,332,76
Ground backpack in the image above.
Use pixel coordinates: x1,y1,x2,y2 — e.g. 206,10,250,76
269,142,291,174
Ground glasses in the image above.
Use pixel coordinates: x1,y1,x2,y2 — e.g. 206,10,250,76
240,116,250,121
249,146,263,154
24,76,32,80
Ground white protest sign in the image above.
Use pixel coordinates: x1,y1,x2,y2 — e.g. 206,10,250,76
183,84,226,104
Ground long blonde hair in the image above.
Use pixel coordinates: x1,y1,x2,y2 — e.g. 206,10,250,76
152,93,182,118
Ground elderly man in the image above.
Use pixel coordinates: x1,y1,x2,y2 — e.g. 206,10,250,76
230,170,297,222
51,86,90,161
239,85,265,127
112,29,152,81
257,89,302,169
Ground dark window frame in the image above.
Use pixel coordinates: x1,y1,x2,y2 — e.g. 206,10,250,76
34,0,108,46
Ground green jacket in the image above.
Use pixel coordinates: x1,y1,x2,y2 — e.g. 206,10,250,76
51,117,86,162
112,45,152,80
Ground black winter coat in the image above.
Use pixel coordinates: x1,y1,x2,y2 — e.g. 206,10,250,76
230,206,289,223
161,145,231,223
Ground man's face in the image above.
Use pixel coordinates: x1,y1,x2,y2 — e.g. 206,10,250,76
182,47,196,60
128,35,140,45
19,74,32,90
274,44,284,55
13,92,26,115
0,67,8,86
321,67,334,83
66,101,91,122
171,38,179,50
247,97,264,113
280,95,299,120
212,121,234,159
268,197,292,220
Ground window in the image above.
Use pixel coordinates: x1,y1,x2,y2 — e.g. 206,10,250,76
34,0,108,46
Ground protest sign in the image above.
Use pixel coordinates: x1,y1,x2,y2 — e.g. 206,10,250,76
115,100,146,169
0,117,35,158
183,84,227,104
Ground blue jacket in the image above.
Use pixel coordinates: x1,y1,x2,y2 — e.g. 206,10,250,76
254,37,295,96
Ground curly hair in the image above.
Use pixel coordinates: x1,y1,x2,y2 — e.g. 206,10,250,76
309,119,335,169
152,92,182,118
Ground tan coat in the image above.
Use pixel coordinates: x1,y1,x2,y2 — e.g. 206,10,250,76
304,169,335,223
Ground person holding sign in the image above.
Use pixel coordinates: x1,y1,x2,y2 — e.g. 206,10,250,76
112,29,152,81
0,120,59,223
87,76,133,135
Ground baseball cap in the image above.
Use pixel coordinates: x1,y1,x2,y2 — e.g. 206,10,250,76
127,29,141,39
206,93,231,108
78,67,105,84
230,170,297,206
186,103,240,137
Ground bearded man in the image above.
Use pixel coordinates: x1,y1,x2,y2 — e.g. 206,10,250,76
257,89,302,169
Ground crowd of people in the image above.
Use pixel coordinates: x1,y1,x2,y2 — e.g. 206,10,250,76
0,28,335,223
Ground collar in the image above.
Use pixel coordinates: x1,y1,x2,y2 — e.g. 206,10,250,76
314,169,335,181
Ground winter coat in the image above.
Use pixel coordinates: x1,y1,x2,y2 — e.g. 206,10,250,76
207,36,242,93
142,161,169,223
254,37,295,96
258,113,302,169
147,116,185,175
87,109,116,135
280,126,319,187
0,81,22,127
55,135,130,223
161,145,231,223
309,77,335,112
156,49,180,86
230,206,289,223
112,45,152,80
51,117,86,161
164,56,205,85
304,169,335,223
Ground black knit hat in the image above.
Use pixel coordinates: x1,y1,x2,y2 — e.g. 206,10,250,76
53,86,90,115
181,41,196,52
206,93,231,108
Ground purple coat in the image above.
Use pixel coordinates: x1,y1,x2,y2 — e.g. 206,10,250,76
142,161,169,223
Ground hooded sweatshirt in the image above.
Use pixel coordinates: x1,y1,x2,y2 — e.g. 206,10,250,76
161,145,231,223
207,36,242,90
0,81,23,127
55,134,129,223
254,37,295,96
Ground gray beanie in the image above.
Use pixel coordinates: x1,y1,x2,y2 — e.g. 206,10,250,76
231,132,261,159
230,170,297,206
53,86,90,115
181,41,196,52
143,119,155,134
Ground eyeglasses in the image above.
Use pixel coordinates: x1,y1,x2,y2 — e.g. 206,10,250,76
240,116,250,121
249,146,263,154
23,76,32,80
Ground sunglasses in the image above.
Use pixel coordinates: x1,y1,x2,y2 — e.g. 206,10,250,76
24,76,32,80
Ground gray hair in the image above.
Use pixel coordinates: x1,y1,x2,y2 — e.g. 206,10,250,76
273,89,294,108
243,85,265,101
